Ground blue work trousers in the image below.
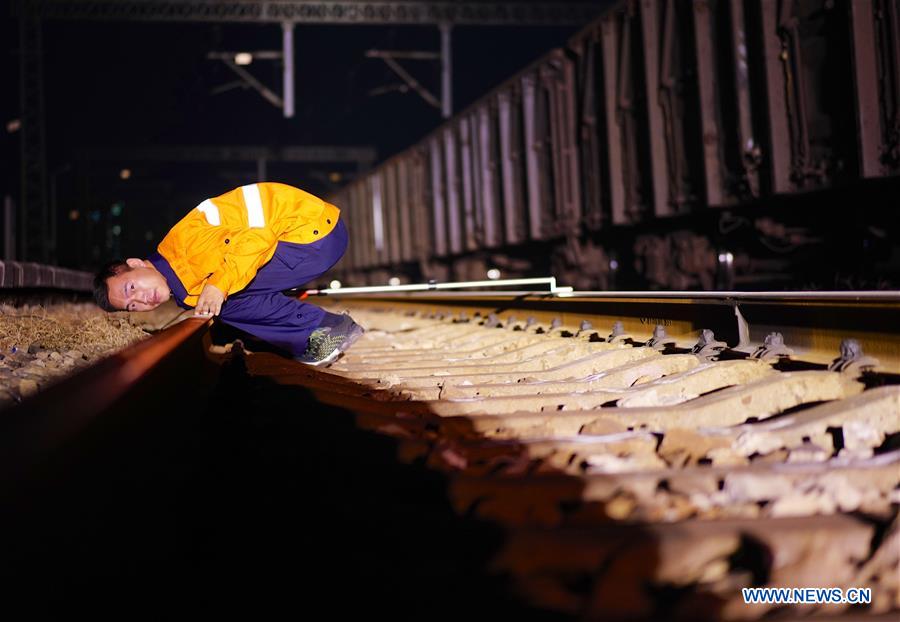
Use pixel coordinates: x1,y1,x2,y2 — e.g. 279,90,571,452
218,220,347,356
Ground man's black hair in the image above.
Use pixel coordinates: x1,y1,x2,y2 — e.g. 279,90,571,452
93,259,131,311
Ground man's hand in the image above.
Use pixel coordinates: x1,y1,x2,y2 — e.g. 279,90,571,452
195,283,225,317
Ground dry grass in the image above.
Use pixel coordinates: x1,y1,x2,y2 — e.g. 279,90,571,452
0,303,149,354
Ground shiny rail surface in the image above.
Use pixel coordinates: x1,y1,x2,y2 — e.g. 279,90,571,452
246,293,900,619
0,317,212,490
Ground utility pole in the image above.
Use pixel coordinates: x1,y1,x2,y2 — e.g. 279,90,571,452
439,23,452,119
282,21,295,118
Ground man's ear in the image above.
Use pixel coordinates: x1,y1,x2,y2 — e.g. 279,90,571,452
125,257,149,269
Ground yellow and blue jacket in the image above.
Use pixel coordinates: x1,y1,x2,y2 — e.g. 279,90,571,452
156,182,340,307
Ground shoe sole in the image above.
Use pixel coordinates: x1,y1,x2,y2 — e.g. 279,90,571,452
301,347,343,367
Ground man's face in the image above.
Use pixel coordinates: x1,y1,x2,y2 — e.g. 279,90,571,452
106,258,171,312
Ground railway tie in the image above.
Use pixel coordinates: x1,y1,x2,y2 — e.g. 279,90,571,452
236,299,900,620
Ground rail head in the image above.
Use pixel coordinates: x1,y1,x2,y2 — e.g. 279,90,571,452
0,317,212,490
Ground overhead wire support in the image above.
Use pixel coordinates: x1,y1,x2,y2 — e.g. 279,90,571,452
22,1,606,26
365,28,451,117
206,51,284,61
366,49,442,110
207,25,294,117
207,51,287,112
219,58,284,108
365,50,440,61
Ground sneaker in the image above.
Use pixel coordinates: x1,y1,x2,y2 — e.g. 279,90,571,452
296,313,365,366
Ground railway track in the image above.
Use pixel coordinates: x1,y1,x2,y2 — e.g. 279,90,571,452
0,315,212,484
2,290,898,619
250,291,900,619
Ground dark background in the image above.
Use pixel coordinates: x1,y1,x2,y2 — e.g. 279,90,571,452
2,6,581,266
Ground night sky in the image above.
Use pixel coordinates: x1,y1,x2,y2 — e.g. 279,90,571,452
3,3,582,266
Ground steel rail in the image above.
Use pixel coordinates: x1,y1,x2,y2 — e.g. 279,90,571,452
554,290,900,302
325,288,900,302
305,276,568,296
322,290,900,373
0,316,211,491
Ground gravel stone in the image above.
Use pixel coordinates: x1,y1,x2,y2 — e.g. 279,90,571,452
18,379,39,398
0,302,152,410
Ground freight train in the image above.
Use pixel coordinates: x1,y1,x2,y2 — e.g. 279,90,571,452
330,0,900,291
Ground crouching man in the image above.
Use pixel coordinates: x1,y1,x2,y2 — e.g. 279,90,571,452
93,182,364,366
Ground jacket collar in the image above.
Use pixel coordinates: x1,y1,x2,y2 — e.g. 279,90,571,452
148,251,190,310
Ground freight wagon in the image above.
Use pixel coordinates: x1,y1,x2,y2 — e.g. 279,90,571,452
330,0,900,291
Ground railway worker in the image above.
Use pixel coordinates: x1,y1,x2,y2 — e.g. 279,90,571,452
92,181,364,366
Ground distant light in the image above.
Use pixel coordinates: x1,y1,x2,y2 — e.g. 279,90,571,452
609,259,619,271
328,172,343,183
119,168,131,180
6,119,21,133
111,225,122,236
486,268,501,280
718,252,734,265
144,230,154,241
68,210,80,221
110,202,124,216
329,279,342,289
388,277,400,286
234,52,253,66
718,253,726,263
89,211,101,223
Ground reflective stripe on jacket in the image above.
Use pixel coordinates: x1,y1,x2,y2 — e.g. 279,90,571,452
157,182,340,306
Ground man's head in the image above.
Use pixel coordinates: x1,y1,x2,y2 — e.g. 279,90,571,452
94,258,171,312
